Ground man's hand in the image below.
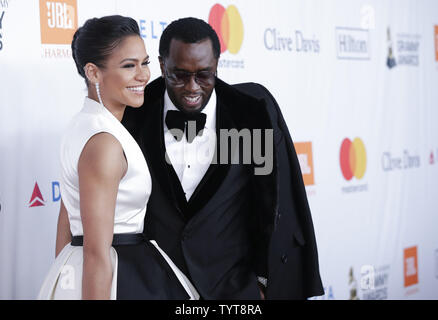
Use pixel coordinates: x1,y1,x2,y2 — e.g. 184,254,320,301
259,287,265,300
257,280,266,300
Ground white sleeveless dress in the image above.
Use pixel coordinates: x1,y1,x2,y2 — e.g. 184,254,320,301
38,97,199,300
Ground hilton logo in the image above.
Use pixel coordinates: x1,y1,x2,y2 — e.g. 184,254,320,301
336,27,370,60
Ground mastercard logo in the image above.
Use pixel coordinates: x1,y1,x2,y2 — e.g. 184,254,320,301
340,138,367,180
208,4,244,54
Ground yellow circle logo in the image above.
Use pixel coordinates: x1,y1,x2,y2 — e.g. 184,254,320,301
340,137,367,180
208,4,244,54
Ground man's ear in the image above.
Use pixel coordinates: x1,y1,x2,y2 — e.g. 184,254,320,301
158,56,165,78
84,62,100,84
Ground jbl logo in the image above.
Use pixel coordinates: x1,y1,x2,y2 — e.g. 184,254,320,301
294,142,315,186
404,246,419,287
39,0,77,44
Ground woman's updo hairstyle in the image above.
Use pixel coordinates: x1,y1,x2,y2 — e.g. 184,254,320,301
71,15,141,85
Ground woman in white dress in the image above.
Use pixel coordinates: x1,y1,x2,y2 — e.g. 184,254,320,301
38,15,198,300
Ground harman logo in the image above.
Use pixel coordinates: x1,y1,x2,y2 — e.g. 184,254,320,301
295,142,315,186
29,182,45,207
336,27,370,60
29,181,61,208
208,4,244,54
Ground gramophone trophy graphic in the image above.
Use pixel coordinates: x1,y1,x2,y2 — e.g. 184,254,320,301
387,27,397,69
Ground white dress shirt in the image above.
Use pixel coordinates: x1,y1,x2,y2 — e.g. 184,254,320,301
163,90,217,201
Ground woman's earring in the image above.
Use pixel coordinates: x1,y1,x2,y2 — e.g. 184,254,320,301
95,82,103,105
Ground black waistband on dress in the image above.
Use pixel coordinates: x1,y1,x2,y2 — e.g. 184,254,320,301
71,233,146,246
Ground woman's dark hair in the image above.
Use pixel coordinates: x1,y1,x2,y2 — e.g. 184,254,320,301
159,17,220,60
71,15,140,85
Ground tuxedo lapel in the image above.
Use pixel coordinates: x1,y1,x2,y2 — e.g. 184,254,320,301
187,78,270,216
140,79,185,215
186,91,233,216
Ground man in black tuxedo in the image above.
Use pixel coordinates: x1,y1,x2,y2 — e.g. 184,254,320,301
122,17,323,299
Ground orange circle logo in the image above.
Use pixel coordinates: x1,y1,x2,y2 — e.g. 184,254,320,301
340,138,367,180
208,4,244,54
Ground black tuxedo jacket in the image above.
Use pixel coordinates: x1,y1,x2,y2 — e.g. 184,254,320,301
122,77,323,299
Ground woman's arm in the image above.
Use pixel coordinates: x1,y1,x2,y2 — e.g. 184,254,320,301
78,132,127,300
55,199,72,257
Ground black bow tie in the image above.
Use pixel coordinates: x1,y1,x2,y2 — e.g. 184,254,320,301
165,110,207,143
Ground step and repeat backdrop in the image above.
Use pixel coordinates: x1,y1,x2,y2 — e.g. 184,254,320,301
1,0,437,299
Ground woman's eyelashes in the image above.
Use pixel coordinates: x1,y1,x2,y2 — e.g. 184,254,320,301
122,60,150,68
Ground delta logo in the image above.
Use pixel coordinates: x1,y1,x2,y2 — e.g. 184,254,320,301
295,142,315,186
29,181,61,208
340,137,366,181
29,182,45,207
208,4,243,54
39,0,77,45
404,246,419,288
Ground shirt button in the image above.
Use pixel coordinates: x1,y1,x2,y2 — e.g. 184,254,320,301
281,254,288,264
